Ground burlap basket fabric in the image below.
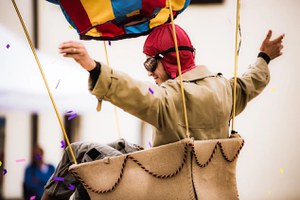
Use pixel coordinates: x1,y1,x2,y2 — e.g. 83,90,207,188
69,134,244,200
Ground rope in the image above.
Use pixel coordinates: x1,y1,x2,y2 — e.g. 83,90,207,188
167,0,190,138
231,0,241,133
11,0,77,164
103,41,122,139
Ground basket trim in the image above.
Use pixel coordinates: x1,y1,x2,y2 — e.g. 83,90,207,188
191,140,245,167
70,139,244,194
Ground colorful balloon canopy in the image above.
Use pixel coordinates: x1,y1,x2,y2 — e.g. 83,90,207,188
47,0,191,41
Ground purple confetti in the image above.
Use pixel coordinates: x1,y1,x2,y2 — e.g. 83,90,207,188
6,44,10,49
148,88,154,94
16,158,26,163
148,141,152,148
36,155,42,160
68,113,78,120
55,79,61,89
108,41,111,46
68,184,75,190
53,176,64,182
60,140,66,148
3,169,7,175
65,110,77,120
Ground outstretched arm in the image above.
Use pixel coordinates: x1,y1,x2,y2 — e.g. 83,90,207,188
57,41,171,129
232,30,285,116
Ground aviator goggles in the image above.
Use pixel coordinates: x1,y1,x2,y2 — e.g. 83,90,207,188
143,46,195,73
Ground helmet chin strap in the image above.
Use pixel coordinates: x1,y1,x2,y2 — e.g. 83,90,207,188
170,72,177,79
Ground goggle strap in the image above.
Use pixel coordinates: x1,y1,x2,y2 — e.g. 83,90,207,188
154,46,195,59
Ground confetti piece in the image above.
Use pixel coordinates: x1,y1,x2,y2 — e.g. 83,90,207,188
66,110,77,120
0,161,2,167
108,41,111,46
55,79,61,89
271,88,277,93
3,169,7,175
36,155,42,160
53,177,64,182
279,168,284,174
30,196,36,200
60,140,66,148
227,18,232,25
68,184,75,190
68,25,73,29
16,159,26,163
68,113,78,120
148,141,152,148
148,87,154,94
6,44,10,49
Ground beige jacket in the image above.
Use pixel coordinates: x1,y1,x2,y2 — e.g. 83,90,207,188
89,57,270,147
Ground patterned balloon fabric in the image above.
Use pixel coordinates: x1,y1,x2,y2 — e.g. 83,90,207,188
47,0,190,41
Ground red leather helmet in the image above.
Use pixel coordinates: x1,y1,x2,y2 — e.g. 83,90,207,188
143,23,195,79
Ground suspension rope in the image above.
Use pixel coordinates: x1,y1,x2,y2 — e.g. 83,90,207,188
167,0,241,137
11,0,77,164
103,41,122,139
167,0,190,138
231,0,241,133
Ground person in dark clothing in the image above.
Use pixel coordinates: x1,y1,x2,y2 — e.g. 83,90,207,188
24,145,55,200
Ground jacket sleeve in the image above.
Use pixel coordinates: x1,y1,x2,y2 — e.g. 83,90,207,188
230,57,270,116
88,63,176,129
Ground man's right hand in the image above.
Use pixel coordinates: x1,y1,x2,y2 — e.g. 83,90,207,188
59,41,97,71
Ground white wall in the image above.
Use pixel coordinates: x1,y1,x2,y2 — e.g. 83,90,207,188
0,111,31,198
78,103,141,145
0,0,33,41
0,0,300,199
38,112,64,166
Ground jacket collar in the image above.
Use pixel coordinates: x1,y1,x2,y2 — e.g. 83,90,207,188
175,65,214,82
